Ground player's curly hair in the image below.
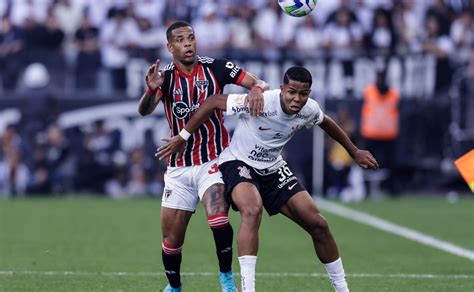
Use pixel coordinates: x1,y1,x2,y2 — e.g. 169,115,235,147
283,66,312,87
166,21,193,41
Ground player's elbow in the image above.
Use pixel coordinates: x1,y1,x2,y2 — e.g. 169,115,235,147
138,107,150,116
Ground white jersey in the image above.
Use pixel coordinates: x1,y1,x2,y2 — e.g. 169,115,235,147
219,89,324,172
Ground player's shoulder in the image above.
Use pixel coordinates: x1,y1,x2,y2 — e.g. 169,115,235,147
264,89,281,98
304,97,321,111
299,97,322,117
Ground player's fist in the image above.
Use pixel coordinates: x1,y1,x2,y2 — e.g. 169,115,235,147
146,59,164,91
354,149,379,170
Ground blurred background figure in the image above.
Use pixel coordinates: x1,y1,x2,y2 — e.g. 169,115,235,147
0,0,473,198
360,68,400,196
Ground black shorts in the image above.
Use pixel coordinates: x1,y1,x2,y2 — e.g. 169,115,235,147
219,160,306,216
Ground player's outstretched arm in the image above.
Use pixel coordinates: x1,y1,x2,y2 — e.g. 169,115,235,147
138,59,165,116
155,94,228,160
319,114,379,169
239,73,268,116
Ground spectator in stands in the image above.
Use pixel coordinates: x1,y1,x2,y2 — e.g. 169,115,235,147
52,0,82,38
360,69,400,195
293,15,324,61
392,0,422,54
77,120,120,193
43,125,72,193
326,107,356,198
227,6,257,61
74,12,101,90
193,3,229,58
367,8,397,58
0,16,24,90
0,148,30,197
323,6,363,77
0,124,22,164
416,15,455,91
450,9,474,64
18,63,59,168
100,8,139,91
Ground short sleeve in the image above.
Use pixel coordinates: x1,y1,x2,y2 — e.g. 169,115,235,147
226,94,249,116
210,58,246,86
305,101,325,128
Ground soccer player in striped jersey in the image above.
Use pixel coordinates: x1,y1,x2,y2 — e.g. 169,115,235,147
156,67,379,292
138,21,268,292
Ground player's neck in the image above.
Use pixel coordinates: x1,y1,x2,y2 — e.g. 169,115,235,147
174,59,197,75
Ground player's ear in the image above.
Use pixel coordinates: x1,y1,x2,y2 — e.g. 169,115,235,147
167,42,173,54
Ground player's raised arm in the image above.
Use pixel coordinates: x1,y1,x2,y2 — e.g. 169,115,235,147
155,94,229,160
138,59,165,116
319,114,379,170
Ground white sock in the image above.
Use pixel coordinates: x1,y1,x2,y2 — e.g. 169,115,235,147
238,255,257,292
324,257,349,292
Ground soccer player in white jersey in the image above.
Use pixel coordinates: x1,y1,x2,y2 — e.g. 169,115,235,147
156,66,379,292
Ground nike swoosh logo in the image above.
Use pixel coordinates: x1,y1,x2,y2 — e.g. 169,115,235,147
258,126,271,131
288,182,298,190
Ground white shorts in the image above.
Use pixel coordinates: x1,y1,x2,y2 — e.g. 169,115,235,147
162,158,223,212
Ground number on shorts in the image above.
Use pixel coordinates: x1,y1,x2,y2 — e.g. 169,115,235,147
208,163,219,174
278,165,293,182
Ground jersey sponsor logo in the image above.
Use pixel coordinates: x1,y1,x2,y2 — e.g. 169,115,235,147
230,66,240,78
258,126,271,131
172,101,200,119
195,79,209,91
238,166,252,179
259,110,277,117
248,144,282,163
232,106,249,114
296,113,310,119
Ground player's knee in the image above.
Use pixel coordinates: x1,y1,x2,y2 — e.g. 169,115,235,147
308,215,330,240
240,204,263,222
208,212,230,229
162,240,183,256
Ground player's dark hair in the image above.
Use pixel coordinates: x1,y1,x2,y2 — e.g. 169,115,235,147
166,21,193,41
283,66,312,87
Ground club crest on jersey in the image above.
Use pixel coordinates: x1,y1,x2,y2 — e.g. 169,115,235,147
237,166,252,179
172,101,200,119
163,189,172,200
195,79,209,91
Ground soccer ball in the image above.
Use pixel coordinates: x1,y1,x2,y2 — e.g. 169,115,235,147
278,0,317,17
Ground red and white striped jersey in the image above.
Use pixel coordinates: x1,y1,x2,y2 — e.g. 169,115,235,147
160,56,247,167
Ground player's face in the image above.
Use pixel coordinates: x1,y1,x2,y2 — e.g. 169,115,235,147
167,26,196,66
280,79,311,115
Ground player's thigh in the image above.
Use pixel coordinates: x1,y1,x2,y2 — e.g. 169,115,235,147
161,206,193,245
197,159,228,216
162,167,199,212
232,182,263,216
279,191,324,232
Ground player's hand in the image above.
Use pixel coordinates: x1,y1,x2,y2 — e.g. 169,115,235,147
354,149,379,170
155,135,186,160
146,59,164,91
246,86,265,116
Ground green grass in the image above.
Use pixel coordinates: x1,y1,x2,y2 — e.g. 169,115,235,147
0,196,473,291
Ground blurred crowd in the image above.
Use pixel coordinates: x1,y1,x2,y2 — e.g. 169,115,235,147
0,0,473,93
1,0,473,198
